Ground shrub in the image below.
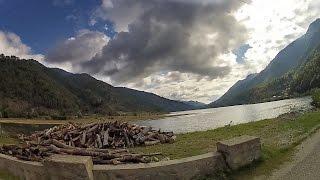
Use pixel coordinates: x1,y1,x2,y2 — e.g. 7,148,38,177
51,115,67,120
311,89,320,108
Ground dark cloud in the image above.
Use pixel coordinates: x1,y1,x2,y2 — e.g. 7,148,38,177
48,0,249,83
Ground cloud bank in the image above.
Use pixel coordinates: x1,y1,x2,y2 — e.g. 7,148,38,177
48,0,248,83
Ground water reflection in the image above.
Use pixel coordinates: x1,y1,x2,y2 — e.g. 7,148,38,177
135,97,313,133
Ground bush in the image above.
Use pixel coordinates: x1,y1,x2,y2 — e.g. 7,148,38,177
311,89,320,108
2,110,8,118
51,115,67,120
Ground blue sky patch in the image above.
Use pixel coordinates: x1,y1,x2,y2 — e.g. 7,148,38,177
232,44,252,64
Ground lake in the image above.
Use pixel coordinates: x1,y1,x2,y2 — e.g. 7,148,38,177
135,97,313,133
0,97,313,135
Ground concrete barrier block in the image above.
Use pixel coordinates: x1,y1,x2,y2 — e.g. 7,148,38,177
43,155,94,180
217,135,261,170
93,152,227,180
0,154,47,180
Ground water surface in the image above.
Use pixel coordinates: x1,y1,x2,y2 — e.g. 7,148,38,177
136,97,313,133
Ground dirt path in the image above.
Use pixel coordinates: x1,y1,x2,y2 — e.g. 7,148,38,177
269,129,320,180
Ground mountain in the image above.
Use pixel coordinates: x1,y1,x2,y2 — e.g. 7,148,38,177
0,55,195,118
249,44,320,103
210,18,320,107
182,101,207,108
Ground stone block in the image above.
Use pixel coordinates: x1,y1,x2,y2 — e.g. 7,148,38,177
217,135,261,170
43,155,94,180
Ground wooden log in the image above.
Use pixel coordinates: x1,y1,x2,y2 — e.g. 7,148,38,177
15,154,32,161
80,123,96,130
168,136,176,143
86,136,93,147
72,135,81,142
45,128,53,137
87,125,99,133
157,134,166,143
81,131,86,145
52,139,73,149
141,152,162,156
103,129,109,147
144,140,160,146
96,134,102,148
48,145,120,159
123,130,131,148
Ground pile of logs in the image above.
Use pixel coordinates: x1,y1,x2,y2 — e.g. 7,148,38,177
0,121,176,164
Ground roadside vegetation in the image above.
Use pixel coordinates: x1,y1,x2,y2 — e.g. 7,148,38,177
312,88,320,107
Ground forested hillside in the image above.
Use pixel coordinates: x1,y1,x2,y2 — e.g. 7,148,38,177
249,46,320,103
0,55,194,118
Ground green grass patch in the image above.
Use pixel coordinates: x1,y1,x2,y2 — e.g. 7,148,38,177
0,135,19,145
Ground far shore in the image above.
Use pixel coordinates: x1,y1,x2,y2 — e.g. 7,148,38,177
0,113,192,125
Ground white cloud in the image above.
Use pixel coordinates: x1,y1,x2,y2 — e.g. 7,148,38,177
0,31,44,60
102,0,113,9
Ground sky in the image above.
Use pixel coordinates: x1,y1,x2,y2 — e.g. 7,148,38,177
0,0,320,103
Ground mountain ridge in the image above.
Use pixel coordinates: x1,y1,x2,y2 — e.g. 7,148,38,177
0,55,195,118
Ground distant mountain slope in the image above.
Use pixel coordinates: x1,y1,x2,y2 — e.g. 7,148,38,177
210,18,320,107
249,45,320,103
0,55,194,118
211,73,257,107
182,101,207,108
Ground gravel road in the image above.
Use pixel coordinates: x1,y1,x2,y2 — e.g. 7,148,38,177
269,129,320,180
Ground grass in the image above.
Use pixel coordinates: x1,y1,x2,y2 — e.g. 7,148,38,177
131,110,320,179
0,135,19,145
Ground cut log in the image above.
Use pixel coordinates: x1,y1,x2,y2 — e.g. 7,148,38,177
144,140,160,146
96,134,102,148
103,129,109,147
52,139,72,149
81,131,86,145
